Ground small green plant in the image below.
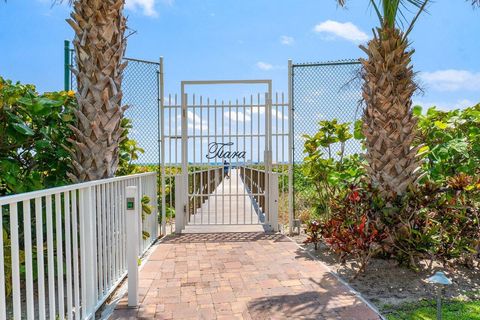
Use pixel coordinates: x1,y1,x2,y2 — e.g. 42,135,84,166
141,195,153,240
303,220,322,250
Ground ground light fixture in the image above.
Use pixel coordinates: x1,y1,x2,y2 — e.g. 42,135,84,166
426,271,452,320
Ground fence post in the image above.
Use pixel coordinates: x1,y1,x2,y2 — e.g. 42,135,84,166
175,175,186,233
126,186,139,308
79,186,96,318
64,40,71,91
268,173,279,232
288,59,294,235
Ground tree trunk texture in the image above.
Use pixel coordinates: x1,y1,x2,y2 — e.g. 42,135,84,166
66,0,128,182
360,27,423,199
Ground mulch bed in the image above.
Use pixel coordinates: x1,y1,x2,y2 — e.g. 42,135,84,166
291,231,480,313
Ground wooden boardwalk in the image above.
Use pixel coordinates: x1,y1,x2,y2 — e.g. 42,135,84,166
184,169,266,233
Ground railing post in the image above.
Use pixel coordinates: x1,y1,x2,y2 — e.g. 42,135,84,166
268,173,279,232
79,186,96,318
175,175,186,233
64,40,71,91
126,186,139,308
288,59,294,235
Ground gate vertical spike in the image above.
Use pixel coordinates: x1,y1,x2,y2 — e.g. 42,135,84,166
207,97,211,225
200,95,203,225
214,98,218,224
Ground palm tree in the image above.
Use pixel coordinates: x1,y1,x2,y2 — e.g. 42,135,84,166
335,0,431,199
337,0,479,198
65,0,128,182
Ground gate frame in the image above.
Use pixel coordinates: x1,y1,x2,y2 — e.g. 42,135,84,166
178,79,274,230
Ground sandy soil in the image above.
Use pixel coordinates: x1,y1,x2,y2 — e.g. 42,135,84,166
291,231,480,313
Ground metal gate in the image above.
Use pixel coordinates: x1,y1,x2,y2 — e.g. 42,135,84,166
172,80,285,232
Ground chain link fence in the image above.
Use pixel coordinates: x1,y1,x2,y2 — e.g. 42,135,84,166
66,44,160,166
291,60,363,221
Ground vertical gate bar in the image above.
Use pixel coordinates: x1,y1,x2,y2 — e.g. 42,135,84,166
264,92,270,228
288,59,294,234
207,98,211,225
214,99,218,224
192,94,196,224
275,92,279,166
169,95,173,218
236,98,239,224
181,91,188,228
250,95,253,224
159,57,167,235
35,197,46,319
228,99,232,224
200,95,204,224
222,100,225,224
257,94,261,223
243,97,246,224
282,92,286,226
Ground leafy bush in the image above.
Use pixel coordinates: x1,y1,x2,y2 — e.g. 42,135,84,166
414,104,480,183
303,108,480,273
303,120,366,218
0,77,146,194
0,77,76,195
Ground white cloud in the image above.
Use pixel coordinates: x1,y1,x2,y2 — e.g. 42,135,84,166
313,20,369,43
280,35,294,46
256,62,274,71
420,70,480,92
272,109,288,120
125,0,158,17
174,111,208,132
248,107,265,115
224,111,251,122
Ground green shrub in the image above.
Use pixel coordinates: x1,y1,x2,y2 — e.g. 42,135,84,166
303,107,480,273
0,77,76,195
414,104,480,183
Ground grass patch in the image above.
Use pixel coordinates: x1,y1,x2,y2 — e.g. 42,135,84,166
386,300,480,320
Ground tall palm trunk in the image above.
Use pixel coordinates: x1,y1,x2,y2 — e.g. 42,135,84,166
66,0,128,182
360,26,423,198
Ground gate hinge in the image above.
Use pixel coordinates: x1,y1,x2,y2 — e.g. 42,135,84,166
183,205,186,213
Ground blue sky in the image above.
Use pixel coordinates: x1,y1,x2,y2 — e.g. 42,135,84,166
1,0,479,110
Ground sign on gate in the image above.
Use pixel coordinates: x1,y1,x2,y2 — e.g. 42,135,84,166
206,142,246,160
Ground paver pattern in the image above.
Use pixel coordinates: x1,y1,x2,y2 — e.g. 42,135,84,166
111,233,381,320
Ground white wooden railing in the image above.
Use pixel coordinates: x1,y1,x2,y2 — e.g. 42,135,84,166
0,172,158,320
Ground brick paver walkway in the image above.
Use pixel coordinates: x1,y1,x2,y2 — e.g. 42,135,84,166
111,233,381,320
